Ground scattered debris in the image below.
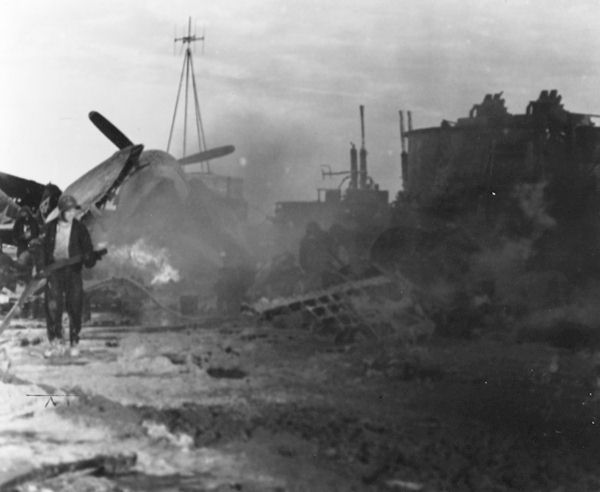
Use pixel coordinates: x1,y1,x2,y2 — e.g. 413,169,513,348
0,453,137,491
245,275,393,339
19,337,41,347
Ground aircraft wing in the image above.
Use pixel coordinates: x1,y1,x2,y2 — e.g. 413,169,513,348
0,187,20,223
0,172,46,210
45,144,143,223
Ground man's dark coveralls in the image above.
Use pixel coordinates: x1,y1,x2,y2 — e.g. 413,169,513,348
42,212,96,346
298,222,341,289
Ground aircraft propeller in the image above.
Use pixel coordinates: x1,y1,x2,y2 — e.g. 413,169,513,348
88,111,235,165
89,111,134,149
177,145,235,166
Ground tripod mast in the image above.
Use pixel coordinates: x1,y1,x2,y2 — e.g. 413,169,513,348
168,17,210,171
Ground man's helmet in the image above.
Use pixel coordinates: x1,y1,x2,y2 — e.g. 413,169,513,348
57,194,81,213
306,221,321,235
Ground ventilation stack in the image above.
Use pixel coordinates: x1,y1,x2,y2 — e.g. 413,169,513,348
359,105,368,189
350,143,358,189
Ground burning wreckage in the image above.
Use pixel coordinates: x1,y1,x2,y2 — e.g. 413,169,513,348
0,110,244,325
1,89,600,343
2,90,600,490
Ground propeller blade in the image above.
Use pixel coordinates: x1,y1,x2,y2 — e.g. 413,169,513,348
89,111,134,149
178,145,235,165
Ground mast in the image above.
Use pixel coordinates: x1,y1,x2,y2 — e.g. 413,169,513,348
167,17,210,171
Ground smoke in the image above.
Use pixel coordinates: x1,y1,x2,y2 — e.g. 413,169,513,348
456,176,600,346
208,109,343,215
472,238,531,286
513,181,556,232
470,182,557,301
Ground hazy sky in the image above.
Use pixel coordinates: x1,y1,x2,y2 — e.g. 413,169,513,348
0,0,599,215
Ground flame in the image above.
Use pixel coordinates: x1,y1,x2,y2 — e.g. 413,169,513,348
110,238,180,285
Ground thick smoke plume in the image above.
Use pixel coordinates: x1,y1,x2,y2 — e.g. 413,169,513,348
458,177,600,347
209,110,344,215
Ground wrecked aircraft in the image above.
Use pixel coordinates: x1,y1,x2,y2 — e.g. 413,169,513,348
0,109,250,316
49,111,235,224
76,112,251,293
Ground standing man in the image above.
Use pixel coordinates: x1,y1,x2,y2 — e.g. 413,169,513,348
13,206,40,260
42,195,98,357
298,221,344,289
12,206,41,318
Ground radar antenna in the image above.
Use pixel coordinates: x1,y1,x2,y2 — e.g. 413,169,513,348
168,17,211,171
